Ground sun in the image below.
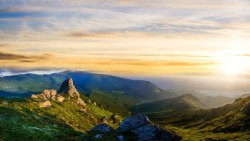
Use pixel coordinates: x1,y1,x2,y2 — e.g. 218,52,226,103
216,54,247,76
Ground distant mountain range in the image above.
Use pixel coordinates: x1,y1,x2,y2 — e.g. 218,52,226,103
0,71,173,99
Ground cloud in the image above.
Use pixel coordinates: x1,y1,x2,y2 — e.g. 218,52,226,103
0,69,66,77
0,52,52,61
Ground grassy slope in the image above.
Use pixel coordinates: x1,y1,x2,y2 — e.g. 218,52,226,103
131,94,206,121
89,90,143,116
166,125,250,141
0,95,120,141
132,95,250,141
158,97,250,141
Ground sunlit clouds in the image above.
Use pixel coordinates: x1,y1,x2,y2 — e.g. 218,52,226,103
1,0,250,76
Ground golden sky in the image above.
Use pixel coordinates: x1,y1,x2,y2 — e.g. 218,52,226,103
1,0,250,76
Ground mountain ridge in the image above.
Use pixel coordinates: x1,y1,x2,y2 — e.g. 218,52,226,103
0,71,173,100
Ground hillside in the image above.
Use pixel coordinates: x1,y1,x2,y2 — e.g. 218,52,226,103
182,96,250,132
161,96,250,141
193,94,235,108
0,79,121,140
131,94,206,121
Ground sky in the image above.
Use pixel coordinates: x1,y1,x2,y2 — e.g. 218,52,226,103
1,0,250,77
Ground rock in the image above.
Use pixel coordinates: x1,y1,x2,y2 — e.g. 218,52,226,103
117,135,124,141
31,89,57,100
117,114,150,133
42,89,57,99
31,94,38,99
56,95,65,102
131,124,181,141
90,123,115,133
94,134,103,139
38,100,52,108
58,79,80,98
116,114,181,141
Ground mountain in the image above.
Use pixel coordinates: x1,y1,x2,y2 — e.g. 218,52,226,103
180,96,250,132
145,96,250,141
131,93,250,140
165,89,235,108
239,93,250,98
193,94,235,108
131,94,206,120
0,71,173,100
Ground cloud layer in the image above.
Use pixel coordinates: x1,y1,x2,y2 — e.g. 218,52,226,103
1,0,250,75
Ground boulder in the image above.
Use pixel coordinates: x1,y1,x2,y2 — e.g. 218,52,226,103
131,124,181,141
38,100,52,108
31,89,57,100
56,95,65,102
117,114,150,133
90,123,115,133
42,89,57,99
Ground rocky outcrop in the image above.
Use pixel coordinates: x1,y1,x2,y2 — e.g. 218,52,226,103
90,114,181,141
90,123,115,133
58,78,87,107
31,79,87,108
58,79,80,98
31,89,65,103
31,89,57,100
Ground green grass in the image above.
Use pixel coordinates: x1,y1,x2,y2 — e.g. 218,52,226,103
166,125,250,141
0,96,121,141
89,90,142,116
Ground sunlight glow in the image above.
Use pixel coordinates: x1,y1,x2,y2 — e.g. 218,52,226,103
216,53,248,76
